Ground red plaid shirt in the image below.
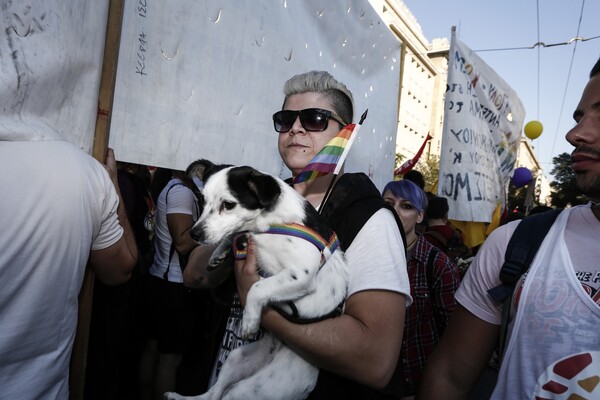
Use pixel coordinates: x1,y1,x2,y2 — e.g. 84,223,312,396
399,235,460,395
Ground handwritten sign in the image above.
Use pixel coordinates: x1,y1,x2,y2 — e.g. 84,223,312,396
0,1,401,191
438,31,525,222
0,1,108,147
109,0,401,189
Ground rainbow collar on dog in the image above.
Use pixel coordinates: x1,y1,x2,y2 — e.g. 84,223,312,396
234,223,340,268
233,223,344,324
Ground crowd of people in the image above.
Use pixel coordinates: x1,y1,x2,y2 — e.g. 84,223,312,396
2,57,599,400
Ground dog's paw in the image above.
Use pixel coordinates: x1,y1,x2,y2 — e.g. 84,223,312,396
241,311,261,338
207,248,233,271
207,236,234,271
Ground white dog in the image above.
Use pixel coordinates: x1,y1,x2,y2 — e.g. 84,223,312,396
164,160,349,400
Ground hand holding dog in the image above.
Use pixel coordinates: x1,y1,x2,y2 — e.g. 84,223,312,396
234,236,267,337
234,236,260,308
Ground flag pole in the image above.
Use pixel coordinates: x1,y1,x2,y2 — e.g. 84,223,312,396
318,109,368,214
359,109,369,123
69,1,124,398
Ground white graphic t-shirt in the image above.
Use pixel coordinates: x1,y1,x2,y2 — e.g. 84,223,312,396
457,205,600,398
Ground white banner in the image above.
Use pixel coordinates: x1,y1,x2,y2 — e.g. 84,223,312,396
109,0,401,189
438,30,525,222
0,1,108,147
0,1,400,190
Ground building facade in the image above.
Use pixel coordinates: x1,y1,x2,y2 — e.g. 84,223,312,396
368,0,448,161
369,0,551,204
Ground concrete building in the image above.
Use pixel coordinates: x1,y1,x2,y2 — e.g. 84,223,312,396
368,0,449,161
369,0,552,204
516,139,552,205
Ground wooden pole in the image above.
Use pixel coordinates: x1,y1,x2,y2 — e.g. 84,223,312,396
69,0,124,398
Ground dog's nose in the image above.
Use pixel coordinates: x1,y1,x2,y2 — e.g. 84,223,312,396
189,225,202,243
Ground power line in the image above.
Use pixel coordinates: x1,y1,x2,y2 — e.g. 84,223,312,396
473,34,598,53
536,0,541,120
549,0,586,160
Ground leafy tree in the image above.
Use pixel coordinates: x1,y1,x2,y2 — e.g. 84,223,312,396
414,154,440,193
392,153,405,181
548,152,587,207
507,169,539,213
390,153,406,182
394,152,440,192
395,152,405,168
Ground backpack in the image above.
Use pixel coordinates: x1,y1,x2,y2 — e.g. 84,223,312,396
162,180,199,279
424,228,473,278
487,208,562,364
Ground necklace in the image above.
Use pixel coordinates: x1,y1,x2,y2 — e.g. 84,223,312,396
407,236,418,249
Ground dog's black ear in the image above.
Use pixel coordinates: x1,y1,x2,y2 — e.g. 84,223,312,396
186,159,215,181
228,166,281,210
186,159,233,183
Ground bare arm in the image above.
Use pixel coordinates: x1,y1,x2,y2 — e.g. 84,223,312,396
417,304,499,399
167,213,198,256
88,148,138,285
183,243,234,289
235,238,406,389
265,290,405,388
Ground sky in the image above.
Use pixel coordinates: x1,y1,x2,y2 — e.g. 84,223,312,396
401,0,600,180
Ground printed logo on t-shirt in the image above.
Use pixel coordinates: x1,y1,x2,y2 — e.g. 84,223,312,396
533,351,600,399
211,294,264,383
514,269,600,310
576,269,600,306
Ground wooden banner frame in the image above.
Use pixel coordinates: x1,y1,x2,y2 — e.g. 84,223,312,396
69,1,124,398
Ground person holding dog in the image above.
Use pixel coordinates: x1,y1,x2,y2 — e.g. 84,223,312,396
381,179,460,398
190,70,412,399
418,57,600,399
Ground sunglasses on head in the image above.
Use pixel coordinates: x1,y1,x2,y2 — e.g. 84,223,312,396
272,108,347,133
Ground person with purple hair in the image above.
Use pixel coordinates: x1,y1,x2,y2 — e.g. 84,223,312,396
381,179,461,398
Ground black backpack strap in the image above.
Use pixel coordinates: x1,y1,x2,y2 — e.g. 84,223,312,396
164,243,177,280
488,208,561,364
162,181,185,280
424,230,448,251
488,208,562,303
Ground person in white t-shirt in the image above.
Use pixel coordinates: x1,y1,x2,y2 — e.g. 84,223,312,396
184,71,411,398
138,170,200,400
419,57,600,399
0,138,138,400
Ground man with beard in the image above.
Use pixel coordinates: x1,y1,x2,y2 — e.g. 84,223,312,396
418,57,600,399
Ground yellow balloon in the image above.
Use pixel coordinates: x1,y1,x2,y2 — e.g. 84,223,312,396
524,120,543,139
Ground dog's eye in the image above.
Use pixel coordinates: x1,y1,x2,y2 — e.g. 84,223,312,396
220,201,236,212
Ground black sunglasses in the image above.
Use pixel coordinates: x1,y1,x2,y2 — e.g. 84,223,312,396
272,108,347,133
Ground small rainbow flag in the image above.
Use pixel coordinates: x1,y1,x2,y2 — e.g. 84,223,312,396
292,123,358,184
293,110,367,186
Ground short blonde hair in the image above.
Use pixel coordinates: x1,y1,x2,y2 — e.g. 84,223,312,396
282,71,354,125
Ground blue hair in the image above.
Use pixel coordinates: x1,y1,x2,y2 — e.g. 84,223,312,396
382,179,428,213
